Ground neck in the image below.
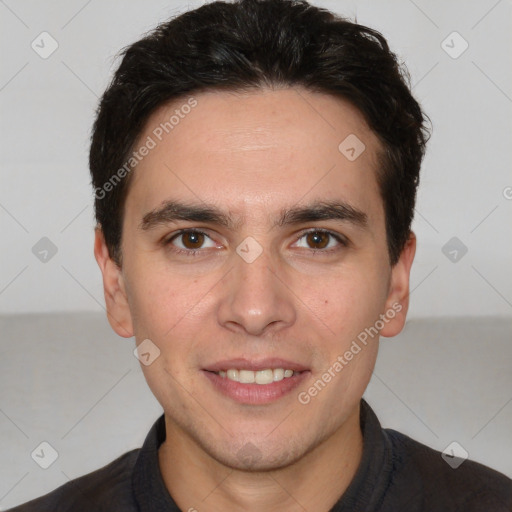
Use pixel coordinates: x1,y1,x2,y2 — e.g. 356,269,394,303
158,403,363,512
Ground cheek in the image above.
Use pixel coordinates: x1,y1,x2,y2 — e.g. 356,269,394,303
308,274,384,401
125,261,223,374
129,280,176,336
128,269,207,404
123,255,198,339
319,268,388,340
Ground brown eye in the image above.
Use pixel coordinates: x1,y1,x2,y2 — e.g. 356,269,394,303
293,229,347,253
165,229,218,257
306,231,330,249
181,231,205,249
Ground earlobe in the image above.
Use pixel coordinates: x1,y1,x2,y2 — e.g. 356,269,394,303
93,226,134,338
380,232,416,338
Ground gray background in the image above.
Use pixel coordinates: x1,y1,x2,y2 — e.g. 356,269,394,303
1,0,511,508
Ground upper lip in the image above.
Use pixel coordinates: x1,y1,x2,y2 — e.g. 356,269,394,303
203,358,310,372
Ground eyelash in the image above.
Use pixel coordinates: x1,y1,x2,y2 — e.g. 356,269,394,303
164,228,348,257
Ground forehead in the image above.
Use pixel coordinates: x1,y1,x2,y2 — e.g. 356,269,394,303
125,87,384,227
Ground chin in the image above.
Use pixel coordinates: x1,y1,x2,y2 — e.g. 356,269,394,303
206,435,310,472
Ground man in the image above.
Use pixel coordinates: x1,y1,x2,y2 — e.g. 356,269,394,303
9,0,511,510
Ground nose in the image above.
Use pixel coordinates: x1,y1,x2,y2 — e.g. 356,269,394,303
216,243,296,337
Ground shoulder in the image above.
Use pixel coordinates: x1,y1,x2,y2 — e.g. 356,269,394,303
6,449,140,512
385,428,512,511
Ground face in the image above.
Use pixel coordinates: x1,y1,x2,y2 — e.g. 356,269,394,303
95,86,415,471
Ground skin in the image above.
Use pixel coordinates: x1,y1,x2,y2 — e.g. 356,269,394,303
94,86,416,512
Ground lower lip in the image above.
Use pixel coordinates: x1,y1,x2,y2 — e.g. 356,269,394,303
202,370,310,405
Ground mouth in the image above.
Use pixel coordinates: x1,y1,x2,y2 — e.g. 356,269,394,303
206,368,303,385
202,358,310,404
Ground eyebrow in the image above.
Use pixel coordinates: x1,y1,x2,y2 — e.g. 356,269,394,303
139,199,368,232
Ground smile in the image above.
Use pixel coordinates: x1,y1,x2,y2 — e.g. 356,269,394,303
213,368,300,385
203,369,310,405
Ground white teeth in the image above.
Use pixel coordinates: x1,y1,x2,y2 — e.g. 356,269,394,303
216,368,299,384
273,368,284,381
255,369,273,384
239,369,255,384
226,369,238,381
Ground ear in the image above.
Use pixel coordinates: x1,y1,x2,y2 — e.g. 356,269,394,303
380,231,416,338
93,226,134,338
